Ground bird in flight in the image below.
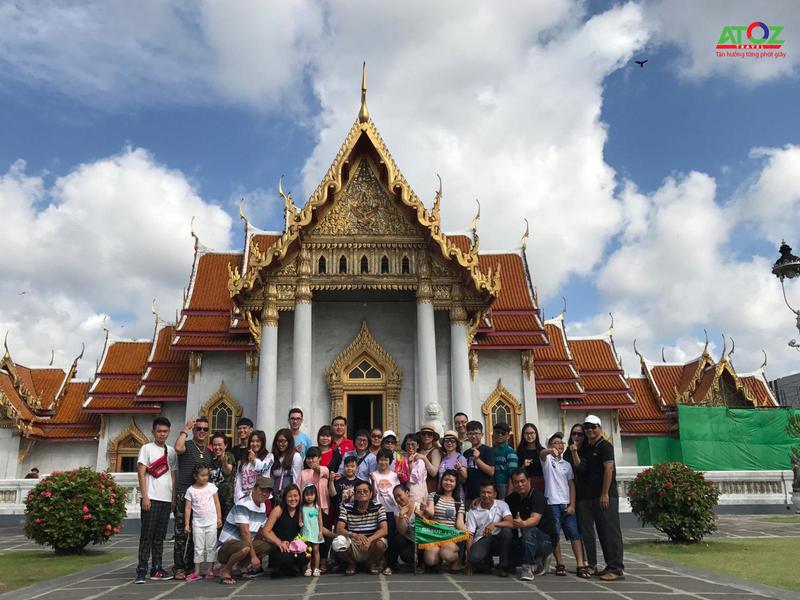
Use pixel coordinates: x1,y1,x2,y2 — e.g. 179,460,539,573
18,291,29,295
635,59,648,68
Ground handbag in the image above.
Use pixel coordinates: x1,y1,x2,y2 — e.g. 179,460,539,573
145,446,170,479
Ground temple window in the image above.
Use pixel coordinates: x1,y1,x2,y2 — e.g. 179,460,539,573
401,256,410,274
318,256,326,274
481,380,522,447
339,255,347,273
209,401,235,441
348,358,382,380
381,255,390,274
361,255,369,274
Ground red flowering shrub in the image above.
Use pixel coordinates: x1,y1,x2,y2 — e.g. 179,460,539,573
628,461,719,543
24,467,127,553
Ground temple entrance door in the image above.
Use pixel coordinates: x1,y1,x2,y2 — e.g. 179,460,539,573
346,393,384,438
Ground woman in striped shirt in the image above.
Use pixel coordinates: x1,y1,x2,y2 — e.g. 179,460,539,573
422,470,466,572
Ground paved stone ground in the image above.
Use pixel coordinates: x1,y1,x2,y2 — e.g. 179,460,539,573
1,516,798,600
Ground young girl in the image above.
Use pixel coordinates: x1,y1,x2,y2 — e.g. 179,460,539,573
299,447,331,572
234,430,274,502
300,483,331,577
371,448,400,540
183,464,222,582
401,433,429,505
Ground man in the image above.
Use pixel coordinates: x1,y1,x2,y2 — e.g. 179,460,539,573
209,431,236,522
24,467,39,479
463,420,495,504
504,469,555,581
331,415,355,454
339,429,377,480
335,479,389,574
234,417,254,463
454,412,471,453
173,415,211,580
288,408,312,458
216,477,274,585
135,417,178,584
491,422,518,499
578,415,624,581
369,427,383,455
540,432,587,577
466,482,513,577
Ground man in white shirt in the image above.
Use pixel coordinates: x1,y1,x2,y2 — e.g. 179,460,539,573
540,432,587,576
135,417,179,584
465,482,513,576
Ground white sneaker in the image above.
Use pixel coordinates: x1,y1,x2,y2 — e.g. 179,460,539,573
520,565,535,581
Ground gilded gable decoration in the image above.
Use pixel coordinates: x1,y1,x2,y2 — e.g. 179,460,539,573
201,382,243,441
481,379,523,447
107,417,149,471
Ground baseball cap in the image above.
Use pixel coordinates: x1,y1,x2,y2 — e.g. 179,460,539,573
493,422,511,434
583,415,602,426
382,430,398,440
254,476,274,490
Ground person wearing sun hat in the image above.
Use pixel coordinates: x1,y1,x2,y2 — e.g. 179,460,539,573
438,430,468,499
578,415,624,581
417,423,443,493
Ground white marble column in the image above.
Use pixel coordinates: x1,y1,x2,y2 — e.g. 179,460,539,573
256,323,278,432
521,350,539,425
416,293,439,428
292,249,313,418
450,320,471,419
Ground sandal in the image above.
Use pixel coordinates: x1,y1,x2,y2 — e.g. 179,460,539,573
173,571,186,581
204,570,215,581
369,564,381,575
304,568,312,577
382,566,393,575
577,566,592,579
345,566,356,576
313,569,321,577
555,564,567,576
220,576,236,585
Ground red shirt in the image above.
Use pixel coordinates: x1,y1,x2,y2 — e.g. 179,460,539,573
333,437,355,454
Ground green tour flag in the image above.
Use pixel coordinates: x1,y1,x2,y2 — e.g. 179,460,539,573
415,517,471,549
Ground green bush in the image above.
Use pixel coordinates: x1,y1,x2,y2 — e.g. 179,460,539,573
628,461,719,543
24,467,127,553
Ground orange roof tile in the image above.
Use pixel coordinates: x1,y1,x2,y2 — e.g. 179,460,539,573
562,393,634,408
532,323,572,362
568,339,621,372
581,374,629,392
30,425,100,440
0,372,36,420
137,384,187,400
446,234,471,253
83,397,160,413
533,363,577,380
91,379,140,395
50,382,96,426
740,375,777,407
677,358,703,394
537,382,585,397
98,341,150,376
30,368,67,410
490,314,542,332
172,335,254,350
479,253,533,311
184,252,242,312
619,377,671,436
647,364,683,405
142,366,188,384
149,325,189,364
178,315,231,334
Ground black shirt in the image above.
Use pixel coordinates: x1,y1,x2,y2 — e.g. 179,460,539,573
462,444,495,501
581,438,617,499
564,446,588,500
506,486,555,540
176,438,211,493
517,446,544,478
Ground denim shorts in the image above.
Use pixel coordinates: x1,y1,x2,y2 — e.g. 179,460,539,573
549,504,580,542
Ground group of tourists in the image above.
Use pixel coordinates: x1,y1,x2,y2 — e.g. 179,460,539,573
135,408,625,584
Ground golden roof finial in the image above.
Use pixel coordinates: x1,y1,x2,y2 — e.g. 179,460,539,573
359,62,369,123
759,350,768,374
3,331,10,360
520,218,530,251
239,199,250,231
661,347,667,363
560,296,567,319
702,329,709,356
720,333,727,362
279,175,298,228
470,199,481,234
151,298,159,323
728,337,735,360
608,312,615,334
77,342,85,361
432,174,442,223
190,216,198,250
49,349,54,366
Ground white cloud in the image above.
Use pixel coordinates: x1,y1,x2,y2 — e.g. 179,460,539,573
0,149,232,375
301,1,649,293
643,0,799,84
573,152,800,379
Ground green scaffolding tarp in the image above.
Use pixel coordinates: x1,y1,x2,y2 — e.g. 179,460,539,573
636,405,800,470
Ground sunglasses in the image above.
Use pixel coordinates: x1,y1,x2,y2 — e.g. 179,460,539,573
572,432,585,437
371,434,383,438
582,424,598,430
384,439,397,443
443,438,457,444
195,427,209,432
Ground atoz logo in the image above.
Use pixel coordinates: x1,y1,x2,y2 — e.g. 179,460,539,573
717,22,784,49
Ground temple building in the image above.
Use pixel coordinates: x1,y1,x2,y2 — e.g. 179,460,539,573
0,74,779,477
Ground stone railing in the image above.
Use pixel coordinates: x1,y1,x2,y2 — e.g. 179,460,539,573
0,469,794,517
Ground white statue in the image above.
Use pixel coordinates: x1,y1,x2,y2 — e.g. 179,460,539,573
424,402,446,436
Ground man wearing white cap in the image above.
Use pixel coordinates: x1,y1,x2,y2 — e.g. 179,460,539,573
577,415,624,581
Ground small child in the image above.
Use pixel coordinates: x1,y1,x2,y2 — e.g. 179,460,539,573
300,483,331,577
183,464,222,582
299,447,331,571
370,448,400,539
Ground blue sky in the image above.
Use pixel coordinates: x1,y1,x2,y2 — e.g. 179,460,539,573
1,1,799,379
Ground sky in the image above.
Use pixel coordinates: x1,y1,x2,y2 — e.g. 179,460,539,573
1,0,799,383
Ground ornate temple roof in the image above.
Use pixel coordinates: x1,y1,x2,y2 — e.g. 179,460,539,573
137,321,189,402
562,335,633,410
84,337,160,413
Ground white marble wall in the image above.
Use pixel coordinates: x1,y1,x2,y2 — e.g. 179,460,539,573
19,441,97,476
620,437,639,466
0,428,19,479
186,352,258,426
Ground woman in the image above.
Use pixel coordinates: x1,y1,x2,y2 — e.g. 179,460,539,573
437,431,468,500
380,431,408,483
389,483,422,574
516,423,545,494
317,425,342,473
263,484,309,578
271,428,304,497
401,433,429,504
564,422,596,576
233,430,273,502
423,470,466,572
418,423,442,493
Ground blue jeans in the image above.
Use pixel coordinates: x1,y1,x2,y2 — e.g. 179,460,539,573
520,527,553,566
549,504,581,542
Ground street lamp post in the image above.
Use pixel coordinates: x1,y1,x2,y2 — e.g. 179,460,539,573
772,241,800,350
